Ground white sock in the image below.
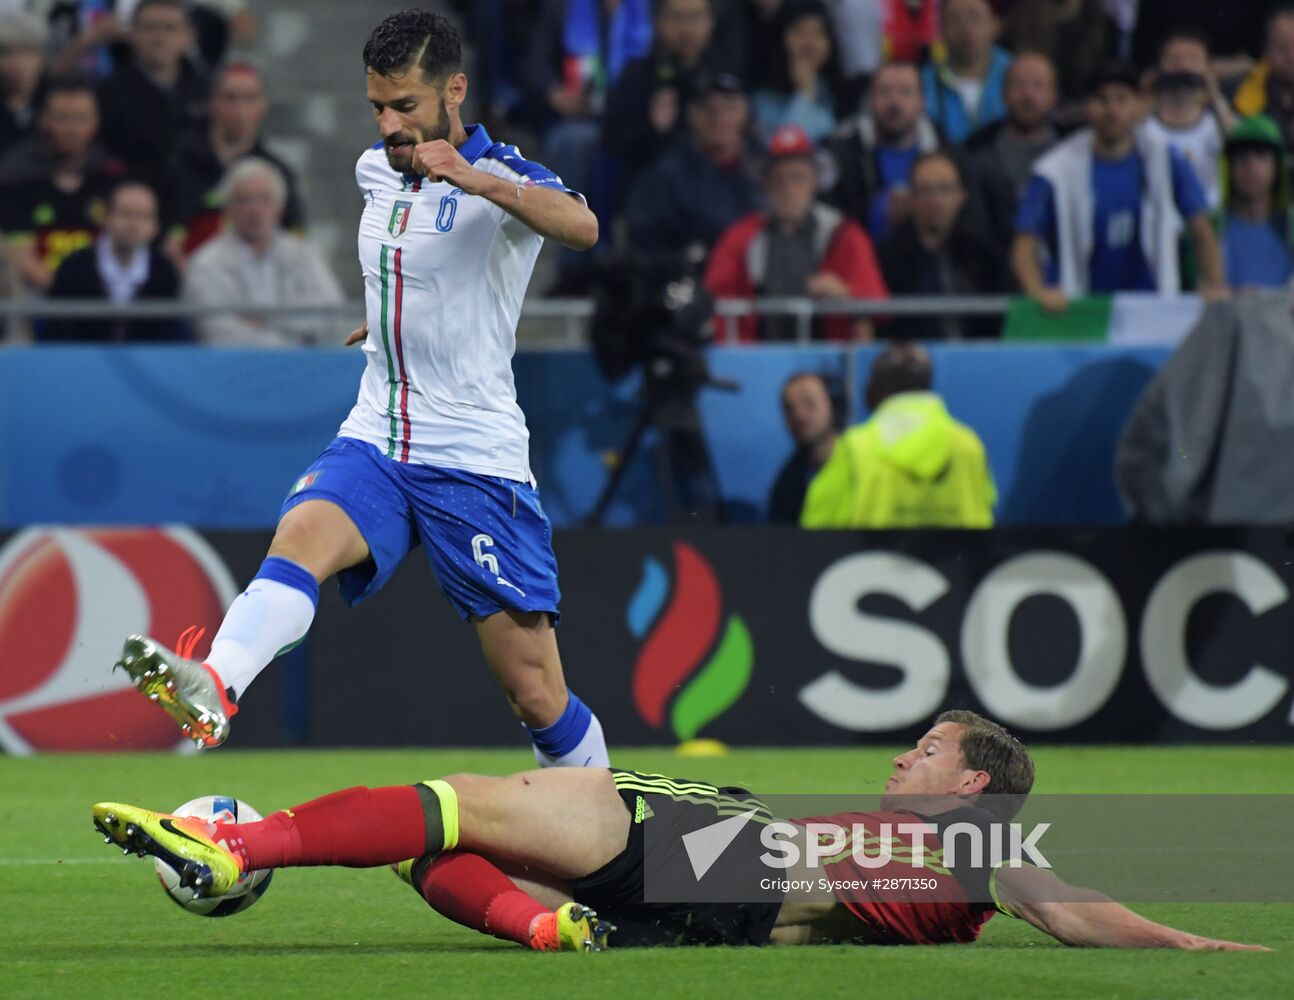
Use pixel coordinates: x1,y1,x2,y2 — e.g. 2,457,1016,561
530,709,610,768
205,578,317,700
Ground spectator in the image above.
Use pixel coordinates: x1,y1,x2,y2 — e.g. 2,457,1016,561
1011,61,1225,311
187,0,258,71
825,60,940,243
96,0,208,179
829,0,940,85
1104,0,1139,60
624,70,761,254
525,0,652,188
48,0,255,78
705,0,750,81
45,178,183,342
184,158,342,347
1236,5,1294,151
705,123,887,342
801,342,996,529
452,0,532,128
961,51,1060,263
767,370,842,524
0,77,123,293
47,2,129,80
737,0,788,92
525,0,653,293
1002,0,1116,127
602,0,721,183
0,11,47,160
171,62,304,257
879,151,1004,339
1132,0,1272,73
750,1,854,144
922,0,1012,144
1208,115,1294,288
1142,28,1234,210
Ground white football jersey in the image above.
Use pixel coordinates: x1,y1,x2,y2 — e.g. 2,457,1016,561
338,125,578,481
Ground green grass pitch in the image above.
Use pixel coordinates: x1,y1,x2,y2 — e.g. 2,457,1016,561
1,746,1289,999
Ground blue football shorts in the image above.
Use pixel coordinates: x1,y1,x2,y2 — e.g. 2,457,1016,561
280,436,561,622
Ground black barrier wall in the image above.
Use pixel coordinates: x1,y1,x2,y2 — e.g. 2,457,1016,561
1,527,1292,751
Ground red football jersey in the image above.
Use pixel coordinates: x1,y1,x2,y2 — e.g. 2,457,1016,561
790,807,1005,945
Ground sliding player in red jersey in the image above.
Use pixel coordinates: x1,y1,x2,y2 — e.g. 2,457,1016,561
92,710,1266,952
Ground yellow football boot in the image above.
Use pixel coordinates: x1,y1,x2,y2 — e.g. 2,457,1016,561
530,902,614,952
93,802,243,896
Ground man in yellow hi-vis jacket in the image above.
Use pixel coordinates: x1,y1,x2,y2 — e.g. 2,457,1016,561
801,343,995,528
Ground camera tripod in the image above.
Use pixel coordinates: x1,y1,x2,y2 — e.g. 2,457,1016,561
585,371,735,526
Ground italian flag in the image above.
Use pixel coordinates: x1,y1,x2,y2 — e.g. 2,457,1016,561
1002,293,1204,346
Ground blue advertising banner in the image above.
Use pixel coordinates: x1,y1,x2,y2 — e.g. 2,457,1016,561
0,344,1168,529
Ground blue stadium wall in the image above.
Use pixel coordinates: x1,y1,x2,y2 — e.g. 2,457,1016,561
0,344,1168,529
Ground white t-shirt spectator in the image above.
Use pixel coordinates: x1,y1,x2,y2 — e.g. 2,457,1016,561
184,230,343,347
1141,113,1223,209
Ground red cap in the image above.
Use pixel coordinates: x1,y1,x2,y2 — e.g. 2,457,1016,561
767,124,815,160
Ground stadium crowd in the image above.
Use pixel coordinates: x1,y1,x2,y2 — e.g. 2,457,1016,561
472,0,1294,337
3,0,1294,346
0,0,325,342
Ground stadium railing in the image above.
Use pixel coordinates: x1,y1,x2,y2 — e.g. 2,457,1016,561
0,296,1011,347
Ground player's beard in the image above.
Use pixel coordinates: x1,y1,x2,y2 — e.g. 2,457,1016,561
383,99,451,174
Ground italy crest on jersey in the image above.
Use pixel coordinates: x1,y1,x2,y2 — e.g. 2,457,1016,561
387,200,413,237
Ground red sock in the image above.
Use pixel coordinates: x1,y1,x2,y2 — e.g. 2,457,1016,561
222,786,427,871
416,852,549,948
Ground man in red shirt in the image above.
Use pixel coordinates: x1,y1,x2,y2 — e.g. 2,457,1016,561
705,122,887,343
94,710,1266,952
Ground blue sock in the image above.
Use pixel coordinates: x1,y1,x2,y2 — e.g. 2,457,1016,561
527,691,610,767
254,556,320,606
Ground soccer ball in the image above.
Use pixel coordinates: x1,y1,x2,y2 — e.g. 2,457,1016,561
154,796,273,917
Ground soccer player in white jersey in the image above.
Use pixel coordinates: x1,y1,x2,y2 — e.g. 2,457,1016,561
113,9,610,769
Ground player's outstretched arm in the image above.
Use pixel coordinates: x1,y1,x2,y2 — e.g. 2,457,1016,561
994,865,1271,951
496,181,599,251
412,140,598,251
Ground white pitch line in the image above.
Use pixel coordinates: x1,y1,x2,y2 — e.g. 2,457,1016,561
0,857,119,865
